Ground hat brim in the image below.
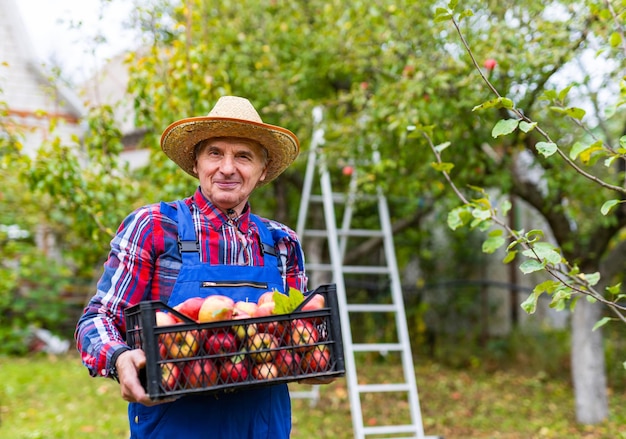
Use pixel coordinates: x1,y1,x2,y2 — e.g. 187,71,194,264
160,116,300,185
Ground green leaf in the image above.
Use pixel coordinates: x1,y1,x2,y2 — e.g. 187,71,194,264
601,199,621,216
434,8,452,22
447,207,471,230
570,142,586,160
519,259,544,274
502,250,517,264
434,142,451,153
581,272,600,287
431,162,455,172
535,142,557,157
519,121,537,133
610,31,622,48
592,316,613,331
459,9,474,20
564,107,586,120
483,235,505,254
471,207,491,221
472,97,514,112
606,282,622,296
521,292,539,314
524,242,562,265
491,119,519,138
273,287,305,315
558,85,573,101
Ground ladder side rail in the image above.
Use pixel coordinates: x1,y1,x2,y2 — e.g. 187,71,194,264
292,108,326,405
377,189,425,438
320,165,365,439
338,168,359,260
295,109,325,237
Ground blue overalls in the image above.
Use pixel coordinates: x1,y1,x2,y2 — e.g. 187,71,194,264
128,200,292,439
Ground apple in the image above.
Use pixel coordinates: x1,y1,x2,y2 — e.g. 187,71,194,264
301,345,331,373
232,315,258,342
233,300,258,317
484,58,497,70
288,319,319,353
274,349,302,377
173,296,205,321
246,333,279,363
156,311,200,359
219,354,249,384
257,291,276,306
162,328,201,359
301,293,325,312
197,295,235,323
254,301,275,317
161,362,181,391
183,358,218,389
205,331,238,358
257,319,288,343
252,362,279,380
342,166,353,176
156,310,179,327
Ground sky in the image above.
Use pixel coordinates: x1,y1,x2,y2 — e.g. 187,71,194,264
15,0,136,82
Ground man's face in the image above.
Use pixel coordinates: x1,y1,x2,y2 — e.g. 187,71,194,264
193,137,268,213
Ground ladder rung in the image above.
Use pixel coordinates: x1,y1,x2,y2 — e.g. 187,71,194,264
351,342,403,352
346,304,397,313
357,383,411,393
310,193,378,203
303,229,385,238
362,424,420,435
305,263,390,274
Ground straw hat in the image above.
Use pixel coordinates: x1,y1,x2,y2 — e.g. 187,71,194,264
160,96,300,184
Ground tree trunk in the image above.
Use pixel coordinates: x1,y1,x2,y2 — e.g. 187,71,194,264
571,298,608,424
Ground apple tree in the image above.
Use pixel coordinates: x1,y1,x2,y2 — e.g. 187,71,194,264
12,0,625,424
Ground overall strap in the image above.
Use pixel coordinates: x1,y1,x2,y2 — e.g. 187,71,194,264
174,200,201,265
249,214,278,264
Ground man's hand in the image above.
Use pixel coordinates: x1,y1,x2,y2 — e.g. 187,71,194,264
115,349,176,406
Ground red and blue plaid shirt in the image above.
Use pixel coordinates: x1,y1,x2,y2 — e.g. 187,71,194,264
75,188,307,378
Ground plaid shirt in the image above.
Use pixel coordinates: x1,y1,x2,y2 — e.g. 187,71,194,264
75,188,307,378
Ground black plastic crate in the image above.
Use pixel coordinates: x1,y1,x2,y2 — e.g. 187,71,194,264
124,284,345,400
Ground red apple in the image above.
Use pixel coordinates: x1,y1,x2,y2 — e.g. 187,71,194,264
254,301,275,317
342,166,353,176
246,333,279,363
162,328,200,359
173,296,205,321
257,319,288,343
484,58,497,70
252,362,279,380
156,310,179,327
233,300,258,317
301,293,325,311
161,362,181,391
257,291,276,306
219,354,249,384
301,345,331,373
197,295,235,322
156,311,199,359
288,319,319,353
205,331,238,358
274,349,302,377
183,358,218,389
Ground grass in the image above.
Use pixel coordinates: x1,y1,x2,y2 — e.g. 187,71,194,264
2,352,626,439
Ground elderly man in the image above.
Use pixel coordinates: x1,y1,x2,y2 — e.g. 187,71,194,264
76,96,316,438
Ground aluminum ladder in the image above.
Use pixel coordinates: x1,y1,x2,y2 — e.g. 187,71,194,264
293,107,439,439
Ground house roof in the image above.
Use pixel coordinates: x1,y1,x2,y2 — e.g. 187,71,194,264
0,0,85,121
